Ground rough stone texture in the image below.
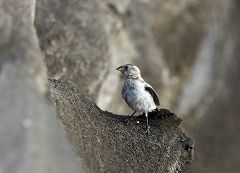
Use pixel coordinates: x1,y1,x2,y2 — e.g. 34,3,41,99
0,0,82,172
2,0,240,172
49,78,194,173
35,0,110,97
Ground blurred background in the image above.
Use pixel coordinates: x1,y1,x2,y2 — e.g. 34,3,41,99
1,0,240,172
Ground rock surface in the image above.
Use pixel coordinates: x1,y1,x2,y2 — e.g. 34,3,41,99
1,0,240,172
35,0,111,98
0,0,82,172
49,78,194,173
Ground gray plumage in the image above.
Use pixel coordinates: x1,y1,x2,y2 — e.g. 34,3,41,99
116,64,160,134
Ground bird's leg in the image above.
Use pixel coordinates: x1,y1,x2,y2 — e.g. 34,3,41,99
130,110,136,117
125,111,136,123
144,111,150,134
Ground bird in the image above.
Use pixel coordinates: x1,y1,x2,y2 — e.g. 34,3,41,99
116,64,160,134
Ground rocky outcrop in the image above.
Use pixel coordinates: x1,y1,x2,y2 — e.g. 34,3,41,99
1,0,194,172
2,0,240,172
49,78,193,173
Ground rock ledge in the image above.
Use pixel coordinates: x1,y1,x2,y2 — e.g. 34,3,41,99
49,78,194,173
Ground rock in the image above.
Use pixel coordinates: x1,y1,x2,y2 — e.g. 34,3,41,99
49,78,194,173
2,0,238,172
0,0,82,172
35,0,111,98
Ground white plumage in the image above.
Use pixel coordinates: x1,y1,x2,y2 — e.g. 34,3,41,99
122,79,156,112
116,64,160,134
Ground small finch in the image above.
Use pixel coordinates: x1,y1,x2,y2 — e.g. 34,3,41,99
116,64,160,134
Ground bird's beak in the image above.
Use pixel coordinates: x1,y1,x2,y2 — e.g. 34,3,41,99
116,66,124,72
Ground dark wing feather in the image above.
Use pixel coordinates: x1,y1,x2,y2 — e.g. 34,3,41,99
145,85,160,106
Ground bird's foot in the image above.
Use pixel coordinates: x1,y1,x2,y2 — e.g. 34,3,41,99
144,126,150,134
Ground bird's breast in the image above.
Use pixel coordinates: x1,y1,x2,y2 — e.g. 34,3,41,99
122,80,140,98
121,80,156,112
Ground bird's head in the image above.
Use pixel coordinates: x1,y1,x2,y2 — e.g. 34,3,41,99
116,64,141,79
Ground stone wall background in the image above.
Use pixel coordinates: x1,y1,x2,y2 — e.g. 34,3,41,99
0,0,239,172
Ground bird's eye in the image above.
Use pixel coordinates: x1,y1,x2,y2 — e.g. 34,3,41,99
125,66,128,70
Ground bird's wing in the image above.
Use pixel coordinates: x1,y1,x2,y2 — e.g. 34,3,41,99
144,84,160,106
